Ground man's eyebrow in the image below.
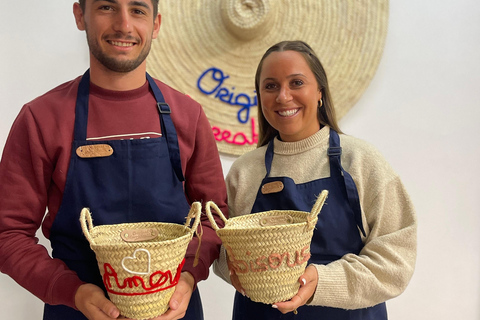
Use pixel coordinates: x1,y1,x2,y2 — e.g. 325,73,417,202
92,0,117,4
130,0,152,11
92,0,152,11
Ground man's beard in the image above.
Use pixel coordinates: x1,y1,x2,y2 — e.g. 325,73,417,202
86,30,151,73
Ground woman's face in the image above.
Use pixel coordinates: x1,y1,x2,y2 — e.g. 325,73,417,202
259,50,322,142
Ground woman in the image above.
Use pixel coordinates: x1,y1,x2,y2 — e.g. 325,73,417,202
214,41,417,319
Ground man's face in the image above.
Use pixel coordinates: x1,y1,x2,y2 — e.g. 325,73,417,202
74,0,161,73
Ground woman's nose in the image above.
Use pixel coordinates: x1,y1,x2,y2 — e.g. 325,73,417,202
276,86,292,103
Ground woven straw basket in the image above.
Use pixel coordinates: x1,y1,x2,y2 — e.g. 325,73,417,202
80,202,201,320
206,190,328,304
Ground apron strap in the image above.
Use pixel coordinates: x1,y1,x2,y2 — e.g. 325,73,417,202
74,70,91,141
73,70,184,182
328,129,366,237
262,130,365,236
146,73,185,182
264,139,275,177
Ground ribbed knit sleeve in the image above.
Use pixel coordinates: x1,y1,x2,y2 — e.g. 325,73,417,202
311,171,416,308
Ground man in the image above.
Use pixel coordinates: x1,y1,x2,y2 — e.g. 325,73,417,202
0,0,227,319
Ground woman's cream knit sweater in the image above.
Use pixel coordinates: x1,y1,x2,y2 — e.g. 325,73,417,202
214,126,417,309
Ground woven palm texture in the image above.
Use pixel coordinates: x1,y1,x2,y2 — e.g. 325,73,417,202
80,202,201,319
148,0,388,155
206,190,328,304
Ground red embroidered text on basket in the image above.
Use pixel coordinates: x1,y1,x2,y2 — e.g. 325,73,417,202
103,257,185,296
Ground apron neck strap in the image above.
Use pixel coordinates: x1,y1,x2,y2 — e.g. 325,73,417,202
73,70,185,182
327,128,344,178
264,139,275,177
74,70,91,141
262,129,366,236
146,73,185,182
328,129,366,236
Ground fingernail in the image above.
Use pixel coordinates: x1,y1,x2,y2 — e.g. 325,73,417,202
110,309,120,318
241,289,246,296
301,278,306,286
171,299,179,310
272,304,278,309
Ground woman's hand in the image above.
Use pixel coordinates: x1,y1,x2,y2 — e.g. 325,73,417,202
272,265,318,314
227,253,246,296
75,283,120,319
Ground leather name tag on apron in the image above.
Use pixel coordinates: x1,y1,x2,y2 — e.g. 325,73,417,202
260,215,294,227
121,228,159,242
76,144,114,158
261,181,284,194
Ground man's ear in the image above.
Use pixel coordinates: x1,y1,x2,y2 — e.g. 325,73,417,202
73,2,86,31
152,13,161,39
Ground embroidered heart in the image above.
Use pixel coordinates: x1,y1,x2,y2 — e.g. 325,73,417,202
121,248,151,275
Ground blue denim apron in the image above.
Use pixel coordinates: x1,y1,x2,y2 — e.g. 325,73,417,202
44,70,203,319
232,129,387,319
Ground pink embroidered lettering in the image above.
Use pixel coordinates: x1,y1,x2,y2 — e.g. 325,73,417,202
212,118,258,146
226,246,311,274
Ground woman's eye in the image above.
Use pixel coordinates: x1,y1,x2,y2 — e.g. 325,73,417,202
292,79,304,87
264,83,277,90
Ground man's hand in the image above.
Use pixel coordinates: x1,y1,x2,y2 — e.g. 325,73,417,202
76,272,196,320
75,283,120,320
272,265,318,314
156,271,195,320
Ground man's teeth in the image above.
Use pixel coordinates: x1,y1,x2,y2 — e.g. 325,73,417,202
111,41,133,47
278,109,299,117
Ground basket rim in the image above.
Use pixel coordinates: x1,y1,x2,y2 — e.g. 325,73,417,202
88,223,193,248
220,210,318,232
218,221,317,234
89,220,193,230
89,233,193,249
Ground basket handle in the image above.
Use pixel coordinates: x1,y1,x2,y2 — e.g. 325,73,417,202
204,201,228,231
184,201,202,234
310,190,329,216
79,207,96,245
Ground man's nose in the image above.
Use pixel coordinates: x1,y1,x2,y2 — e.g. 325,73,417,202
113,9,132,33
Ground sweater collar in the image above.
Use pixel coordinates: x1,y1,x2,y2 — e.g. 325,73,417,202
273,126,330,155
88,80,151,101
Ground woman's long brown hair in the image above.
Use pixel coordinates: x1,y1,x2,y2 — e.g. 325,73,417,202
255,41,342,147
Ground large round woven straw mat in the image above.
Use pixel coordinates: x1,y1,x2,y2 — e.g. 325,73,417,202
147,0,389,156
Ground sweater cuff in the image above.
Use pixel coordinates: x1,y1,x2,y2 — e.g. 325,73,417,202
309,262,349,307
182,255,208,286
49,273,86,309
212,245,232,284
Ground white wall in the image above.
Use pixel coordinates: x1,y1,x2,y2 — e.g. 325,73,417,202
1,1,479,319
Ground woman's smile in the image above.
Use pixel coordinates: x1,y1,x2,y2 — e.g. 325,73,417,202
277,108,300,117
259,50,322,142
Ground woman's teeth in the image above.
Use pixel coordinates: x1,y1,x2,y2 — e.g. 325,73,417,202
278,109,299,117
